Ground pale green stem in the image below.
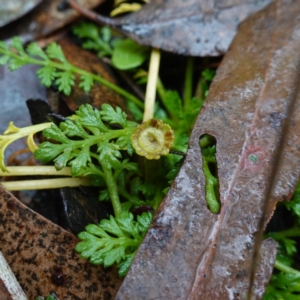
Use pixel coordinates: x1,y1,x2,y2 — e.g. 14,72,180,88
143,48,161,122
102,162,122,218
274,260,300,276
156,77,167,104
269,226,300,240
1,177,91,191
156,77,178,123
0,166,72,176
152,184,164,211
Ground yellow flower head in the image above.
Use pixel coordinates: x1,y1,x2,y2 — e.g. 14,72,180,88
131,119,174,159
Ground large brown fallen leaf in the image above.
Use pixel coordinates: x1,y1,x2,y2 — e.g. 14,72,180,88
69,0,272,56
0,185,123,299
116,0,300,299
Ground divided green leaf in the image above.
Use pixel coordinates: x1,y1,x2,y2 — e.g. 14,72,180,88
46,42,67,63
55,71,75,96
76,211,152,276
37,66,56,87
100,104,128,128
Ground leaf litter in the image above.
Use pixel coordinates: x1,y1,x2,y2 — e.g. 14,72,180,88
116,0,300,299
0,185,123,299
0,1,299,299
69,0,273,56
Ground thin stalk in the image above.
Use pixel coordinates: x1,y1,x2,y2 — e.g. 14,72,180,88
156,77,167,104
143,48,161,122
152,184,164,211
184,57,194,110
1,177,91,191
0,166,72,176
118,188,145,206
102,162,122,218
274,260,300,276
269,226,300,240
156,77,179,122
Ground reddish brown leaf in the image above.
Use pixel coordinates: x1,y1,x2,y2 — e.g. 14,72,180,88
0,185,123,299
0,0,104,42
69,0,272,56
56,37,130,113
116,0,300,299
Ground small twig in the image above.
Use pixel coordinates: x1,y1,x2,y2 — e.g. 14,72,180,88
169,149,186,156
143,48,161,121
0,251,27,300
118,70,146,101
68,0,118,26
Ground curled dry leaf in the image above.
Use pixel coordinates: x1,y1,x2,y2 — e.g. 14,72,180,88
69,0,272,56
0,185,123,299
116,0,300,299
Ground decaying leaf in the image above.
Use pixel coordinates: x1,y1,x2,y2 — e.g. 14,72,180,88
116,0,300,299
0,185,123,299
0,0,104,42
69,0,272,56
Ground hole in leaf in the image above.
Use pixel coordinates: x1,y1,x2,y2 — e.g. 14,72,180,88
199,134,220,214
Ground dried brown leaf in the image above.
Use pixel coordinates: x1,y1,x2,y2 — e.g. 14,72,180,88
116,0,300,299
0,185,123,299
69,0,272,56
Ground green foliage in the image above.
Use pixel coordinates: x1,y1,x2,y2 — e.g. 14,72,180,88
34,104,136,176
0,36,144,108
0,32,216,279
0,37,81,95
73,22,150,70
264,273,300,300
36,293,59,300
200,137,220,214
75,211,152,276
264,181,300,299
73,23,113,57
154,69,213,153
111,39,150,70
